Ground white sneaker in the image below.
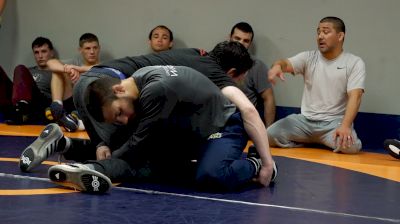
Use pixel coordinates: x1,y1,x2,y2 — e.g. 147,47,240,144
48,163,112,193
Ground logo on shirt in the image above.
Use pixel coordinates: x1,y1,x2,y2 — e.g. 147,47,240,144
337,66,345,69
162,65,178,77
31,73,40,81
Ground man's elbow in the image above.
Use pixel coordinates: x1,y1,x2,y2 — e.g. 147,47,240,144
240,104,259,117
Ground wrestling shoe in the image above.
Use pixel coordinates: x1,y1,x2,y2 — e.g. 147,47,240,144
47,102,79,132
71,110,85,131
246,145,278,182
58,113,79,132
5,100,30,125
247,145,259,158
384,139,400,159
48,163,112,193
19,123,68,172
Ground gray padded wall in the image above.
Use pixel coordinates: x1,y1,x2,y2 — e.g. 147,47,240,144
0,0,398,114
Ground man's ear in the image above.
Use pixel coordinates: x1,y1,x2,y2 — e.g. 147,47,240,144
226,68,237,78
112,84,126,96
339,32,345,42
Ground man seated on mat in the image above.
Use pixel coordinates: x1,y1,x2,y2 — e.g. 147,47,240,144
267,16,366,154
148,25,174,53
0,37,55,125
46,33,101,132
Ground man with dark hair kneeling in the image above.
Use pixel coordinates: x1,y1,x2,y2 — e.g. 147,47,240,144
46,66,276,193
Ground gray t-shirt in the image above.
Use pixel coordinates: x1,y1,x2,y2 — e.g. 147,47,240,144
238,58,271,109
29,66,52,99
289,50,366,121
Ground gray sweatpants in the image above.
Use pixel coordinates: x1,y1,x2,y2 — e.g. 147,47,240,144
267,114,362,154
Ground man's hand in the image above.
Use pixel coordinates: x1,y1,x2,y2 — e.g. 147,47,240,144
253,163,274,187
96,145,112,160
69,68,81,83
333,124,354,152
63,64,81,83
268,64,285,85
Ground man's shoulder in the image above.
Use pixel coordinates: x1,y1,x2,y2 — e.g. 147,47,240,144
61,57,83,66
248,57,268,74
28,66,51,74
251,58,267,67
342,52,364,61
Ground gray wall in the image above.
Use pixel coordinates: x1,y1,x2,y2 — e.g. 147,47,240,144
0,0,398,114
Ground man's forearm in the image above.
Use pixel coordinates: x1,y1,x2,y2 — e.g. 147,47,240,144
342,89,363,128
242,107,274,165
47,59,65,73
221,86,273,165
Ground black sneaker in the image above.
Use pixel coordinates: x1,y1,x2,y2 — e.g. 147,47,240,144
19,123,65,172
58,113,79,132
246,145,278,182
384,139,400,159
48,163,112,193
5,100,29,125
247,145,259,158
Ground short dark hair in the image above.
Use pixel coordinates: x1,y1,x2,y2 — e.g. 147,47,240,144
148,25,174,41
230,22,254,42
31,37,54,50
79,33,99,47
85,77,121,122
209,41,254,77
320,16,346,33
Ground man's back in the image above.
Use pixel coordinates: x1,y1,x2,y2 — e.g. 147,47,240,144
111,66,237,159
133,66,235,139
97,48,235,89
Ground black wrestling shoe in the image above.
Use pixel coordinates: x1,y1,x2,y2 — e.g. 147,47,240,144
384,139,400,159
58,113,79,132
48,102,79,132
247,145,259,158
246,145,278,182
19,123,67,172
246,157,278,183
5,100,30,125
48,163,112,193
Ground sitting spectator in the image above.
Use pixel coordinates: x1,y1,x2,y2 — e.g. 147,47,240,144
46,33,101,132
229,22,276,127
0,37,55,124
148,25,173,53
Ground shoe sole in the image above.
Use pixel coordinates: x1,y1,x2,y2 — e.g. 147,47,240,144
19,124,63,172
48,165,112,193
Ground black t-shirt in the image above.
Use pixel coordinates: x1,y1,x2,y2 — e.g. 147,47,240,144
96,48,235,89
113,66,236,159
